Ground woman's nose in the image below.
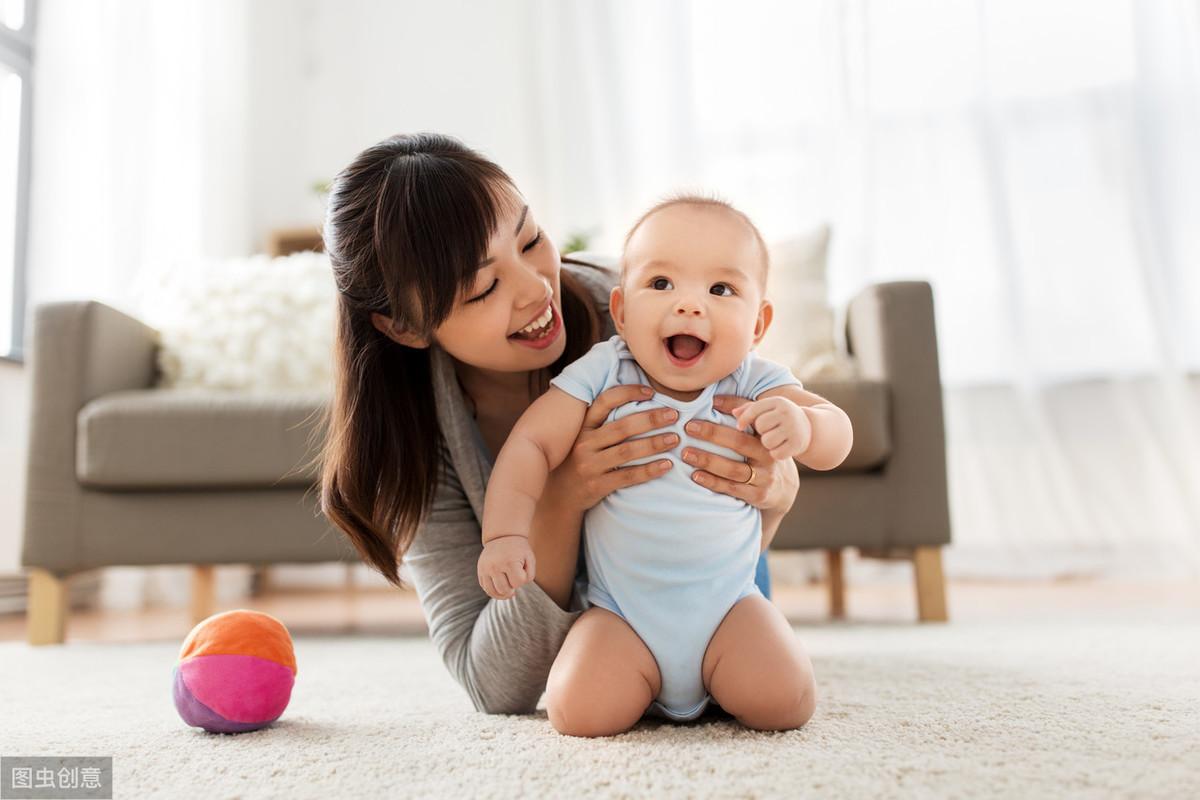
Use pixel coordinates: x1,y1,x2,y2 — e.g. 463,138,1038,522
516,266,551,307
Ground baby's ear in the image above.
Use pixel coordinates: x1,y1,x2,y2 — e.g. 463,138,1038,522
752,299,774,345
609,285,626,334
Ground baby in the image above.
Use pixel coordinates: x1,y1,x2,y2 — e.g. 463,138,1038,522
478,194,852,725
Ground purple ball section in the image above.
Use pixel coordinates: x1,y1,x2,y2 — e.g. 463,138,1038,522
172,664,273,734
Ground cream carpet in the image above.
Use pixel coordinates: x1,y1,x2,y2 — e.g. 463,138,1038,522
2,618,1197,798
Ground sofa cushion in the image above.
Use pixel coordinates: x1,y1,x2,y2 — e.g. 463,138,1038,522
75,378,889,490
76,389,327,489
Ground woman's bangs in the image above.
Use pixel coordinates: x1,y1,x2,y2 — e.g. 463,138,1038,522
388,159,514,334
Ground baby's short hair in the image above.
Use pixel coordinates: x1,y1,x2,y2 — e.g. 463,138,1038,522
620,191,769,288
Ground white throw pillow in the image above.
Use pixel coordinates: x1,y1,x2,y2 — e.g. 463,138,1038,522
132,251,336,392
759,224,858,383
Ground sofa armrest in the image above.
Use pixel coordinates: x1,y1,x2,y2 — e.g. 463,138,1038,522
22,301,160,575
845,281,951,547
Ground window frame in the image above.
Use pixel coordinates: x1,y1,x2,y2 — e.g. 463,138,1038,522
0,0,35,364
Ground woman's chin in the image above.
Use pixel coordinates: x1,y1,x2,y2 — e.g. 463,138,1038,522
529,334,566,366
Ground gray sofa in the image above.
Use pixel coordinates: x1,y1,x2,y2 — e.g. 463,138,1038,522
21,279,951,645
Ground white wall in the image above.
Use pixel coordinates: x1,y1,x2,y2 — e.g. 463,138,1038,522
245,0,548,246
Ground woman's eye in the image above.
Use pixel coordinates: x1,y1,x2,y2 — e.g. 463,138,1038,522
467,230,542,303
651,277,673,290
522,230,544,253
710,283,735,297
468,279,498,304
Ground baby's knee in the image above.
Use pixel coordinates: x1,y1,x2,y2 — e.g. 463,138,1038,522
546,681,640,738
736,674,817,732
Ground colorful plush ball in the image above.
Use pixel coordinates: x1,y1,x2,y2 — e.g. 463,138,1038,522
172,609,297,733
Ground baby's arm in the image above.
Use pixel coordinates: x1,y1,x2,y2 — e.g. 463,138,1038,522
477,386,589,599
732,385,853,471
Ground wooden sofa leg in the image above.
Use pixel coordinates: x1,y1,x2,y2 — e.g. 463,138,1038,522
826,549,846,620
250,565,273,597
27,568,68,646
191,565,216,626
912,546,948,622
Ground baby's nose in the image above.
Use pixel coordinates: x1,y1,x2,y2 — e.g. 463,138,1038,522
674,303,703,316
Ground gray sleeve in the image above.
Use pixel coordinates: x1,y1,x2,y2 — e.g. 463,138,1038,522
401,446,584,714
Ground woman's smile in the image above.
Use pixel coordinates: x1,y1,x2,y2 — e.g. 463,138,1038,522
508,300,562,349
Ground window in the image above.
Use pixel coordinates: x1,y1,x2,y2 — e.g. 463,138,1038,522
0,0,32,362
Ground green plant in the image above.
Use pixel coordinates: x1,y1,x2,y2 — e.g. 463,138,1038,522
560,229,598,255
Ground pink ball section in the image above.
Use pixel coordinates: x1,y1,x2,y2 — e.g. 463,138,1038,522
172,609,297,734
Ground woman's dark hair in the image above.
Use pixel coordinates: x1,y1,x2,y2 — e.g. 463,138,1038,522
309,132,604,587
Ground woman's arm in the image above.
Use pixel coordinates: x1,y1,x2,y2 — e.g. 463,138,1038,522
527,473,585,609
759,469,797,553
404,453,583,715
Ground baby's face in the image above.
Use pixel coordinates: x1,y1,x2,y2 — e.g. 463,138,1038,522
611,204,773,398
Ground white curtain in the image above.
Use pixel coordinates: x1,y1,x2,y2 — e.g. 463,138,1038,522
27,0,252,312
533,0,1200,580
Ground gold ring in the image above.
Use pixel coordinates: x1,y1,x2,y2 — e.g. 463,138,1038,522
741,465,756,485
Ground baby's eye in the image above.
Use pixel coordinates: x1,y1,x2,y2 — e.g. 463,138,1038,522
651,277,673,291
710,283,735,297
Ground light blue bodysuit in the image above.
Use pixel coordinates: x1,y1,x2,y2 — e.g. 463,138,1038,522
549,333,803,721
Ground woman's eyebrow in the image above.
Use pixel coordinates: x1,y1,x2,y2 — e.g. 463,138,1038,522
479,205,530,267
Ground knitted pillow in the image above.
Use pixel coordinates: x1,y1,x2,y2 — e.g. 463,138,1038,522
132,251,336,392
758,224,857,382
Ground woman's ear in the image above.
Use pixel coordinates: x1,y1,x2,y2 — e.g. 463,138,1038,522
371,312,430,349
752,299,773,346
609,285,625,334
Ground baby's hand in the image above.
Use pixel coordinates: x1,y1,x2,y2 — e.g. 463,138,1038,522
730,396,813,461
477,535,536,600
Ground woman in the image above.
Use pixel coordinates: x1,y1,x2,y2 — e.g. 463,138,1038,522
317,132,801,715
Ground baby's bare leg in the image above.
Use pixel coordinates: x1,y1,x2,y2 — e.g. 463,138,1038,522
545,607,662,737
701,594,816,731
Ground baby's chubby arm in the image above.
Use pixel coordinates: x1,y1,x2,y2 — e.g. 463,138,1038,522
731,385,853,471
477,386,589,600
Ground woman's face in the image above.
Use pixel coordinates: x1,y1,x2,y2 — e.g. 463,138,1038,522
373,186,567,375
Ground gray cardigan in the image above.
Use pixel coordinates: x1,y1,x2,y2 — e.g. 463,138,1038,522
402,260,619,714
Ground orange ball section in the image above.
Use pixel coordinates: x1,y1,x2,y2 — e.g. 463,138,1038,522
178,609,297,674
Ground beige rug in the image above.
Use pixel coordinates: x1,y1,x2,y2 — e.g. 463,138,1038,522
2,618,1197,798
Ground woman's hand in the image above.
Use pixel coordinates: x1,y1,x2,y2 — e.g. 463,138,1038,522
547,384,680,513
677,394,801,514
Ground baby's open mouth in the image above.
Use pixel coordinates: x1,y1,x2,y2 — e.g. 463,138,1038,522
664,334,707,364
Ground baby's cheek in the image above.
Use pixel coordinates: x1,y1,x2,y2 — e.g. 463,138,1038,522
706,344,748,386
